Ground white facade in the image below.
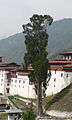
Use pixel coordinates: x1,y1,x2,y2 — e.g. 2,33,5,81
0,70,10,94
0,68,72,98
0,69,36,98
10,73,36,98
46,70,72,96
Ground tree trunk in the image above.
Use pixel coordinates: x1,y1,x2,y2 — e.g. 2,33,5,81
37,82,43,117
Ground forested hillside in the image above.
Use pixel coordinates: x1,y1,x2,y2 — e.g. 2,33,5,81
0,18,72,64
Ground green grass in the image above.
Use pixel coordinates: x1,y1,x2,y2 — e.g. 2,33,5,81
43,83,72,111
8,96,19,109
0,113,8,119
8,95,34,112
14,94,37,103
13,98,27,109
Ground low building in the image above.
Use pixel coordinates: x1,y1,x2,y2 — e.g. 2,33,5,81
6,109,23,120
0,53,72,98
46,52,72,96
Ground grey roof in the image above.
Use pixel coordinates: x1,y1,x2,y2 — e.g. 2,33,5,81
5,109,22,113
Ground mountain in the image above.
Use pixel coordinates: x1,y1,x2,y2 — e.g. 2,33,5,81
0,33,26,64
1,18,72,64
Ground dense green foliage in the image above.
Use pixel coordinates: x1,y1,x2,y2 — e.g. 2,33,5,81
22,103,36,120
23,14,53,95
23,14,53,116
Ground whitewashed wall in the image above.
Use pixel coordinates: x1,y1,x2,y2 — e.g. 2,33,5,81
10,74,36,98
46,70,72,96
0,70,8,94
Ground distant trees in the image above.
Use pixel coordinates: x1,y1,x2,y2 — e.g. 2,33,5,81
22,14,53,117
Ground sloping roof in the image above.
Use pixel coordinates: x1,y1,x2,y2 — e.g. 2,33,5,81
6,109,22,113
0,102,7,105
0,62,20,67
63,64,72,68
55,58,65,61
49,66,62,71
49,61,72,64
0,56,5,58
60,52,72,55
18,73,28,76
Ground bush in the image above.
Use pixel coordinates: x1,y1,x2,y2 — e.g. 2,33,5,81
22,102,36,120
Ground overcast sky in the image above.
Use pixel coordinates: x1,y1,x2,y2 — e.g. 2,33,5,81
0,0,72,38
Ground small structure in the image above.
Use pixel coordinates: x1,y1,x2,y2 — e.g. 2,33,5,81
0,102,8,112
6,109,23,120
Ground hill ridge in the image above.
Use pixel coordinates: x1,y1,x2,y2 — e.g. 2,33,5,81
0,18,72,63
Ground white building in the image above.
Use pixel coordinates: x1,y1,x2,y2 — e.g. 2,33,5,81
0,52,72,98
46,52,72,96
0,57,36,98
6,109,23,120
10,72,36,98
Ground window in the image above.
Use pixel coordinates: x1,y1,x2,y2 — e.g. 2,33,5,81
7,84,9,86
55,69,57,74
15,80,17,83
61,73,63,77
11,79,13,82
19,80,21,83
23,86,24,88
10,114,13,116
67,74,68,77
54,85,55,87
1,79,3,82
23,80,25,83
54,78,56,82
1,83,2,86
15,85,16,87
19,85,20,87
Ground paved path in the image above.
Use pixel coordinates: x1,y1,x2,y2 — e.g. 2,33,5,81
15,96,36,106
46,110,72,118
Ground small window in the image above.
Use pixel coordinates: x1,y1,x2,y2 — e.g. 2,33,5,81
55,69,57,74
19,85,20,87
10,114,13,116
7,84,9,86
11,79,13,82
19,80,21,83
1,79,3,82
54,85,55,87
67,74,68,77
54,78,56,82
23,86,24,88
61,73,63,77
23,80,25,83
15,85,16,87
15,80,17,83
1,83,2,86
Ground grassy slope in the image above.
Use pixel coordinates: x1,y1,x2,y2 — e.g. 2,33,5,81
0,113,8,119
43,84,72,112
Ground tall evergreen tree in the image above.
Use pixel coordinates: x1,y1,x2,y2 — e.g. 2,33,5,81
22,14,53,117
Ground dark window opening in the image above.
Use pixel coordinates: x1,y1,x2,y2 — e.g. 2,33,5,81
61,73,63,77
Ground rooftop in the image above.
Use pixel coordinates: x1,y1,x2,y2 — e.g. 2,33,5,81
49,61,72,64
6,109,22,113
60,51,72,55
